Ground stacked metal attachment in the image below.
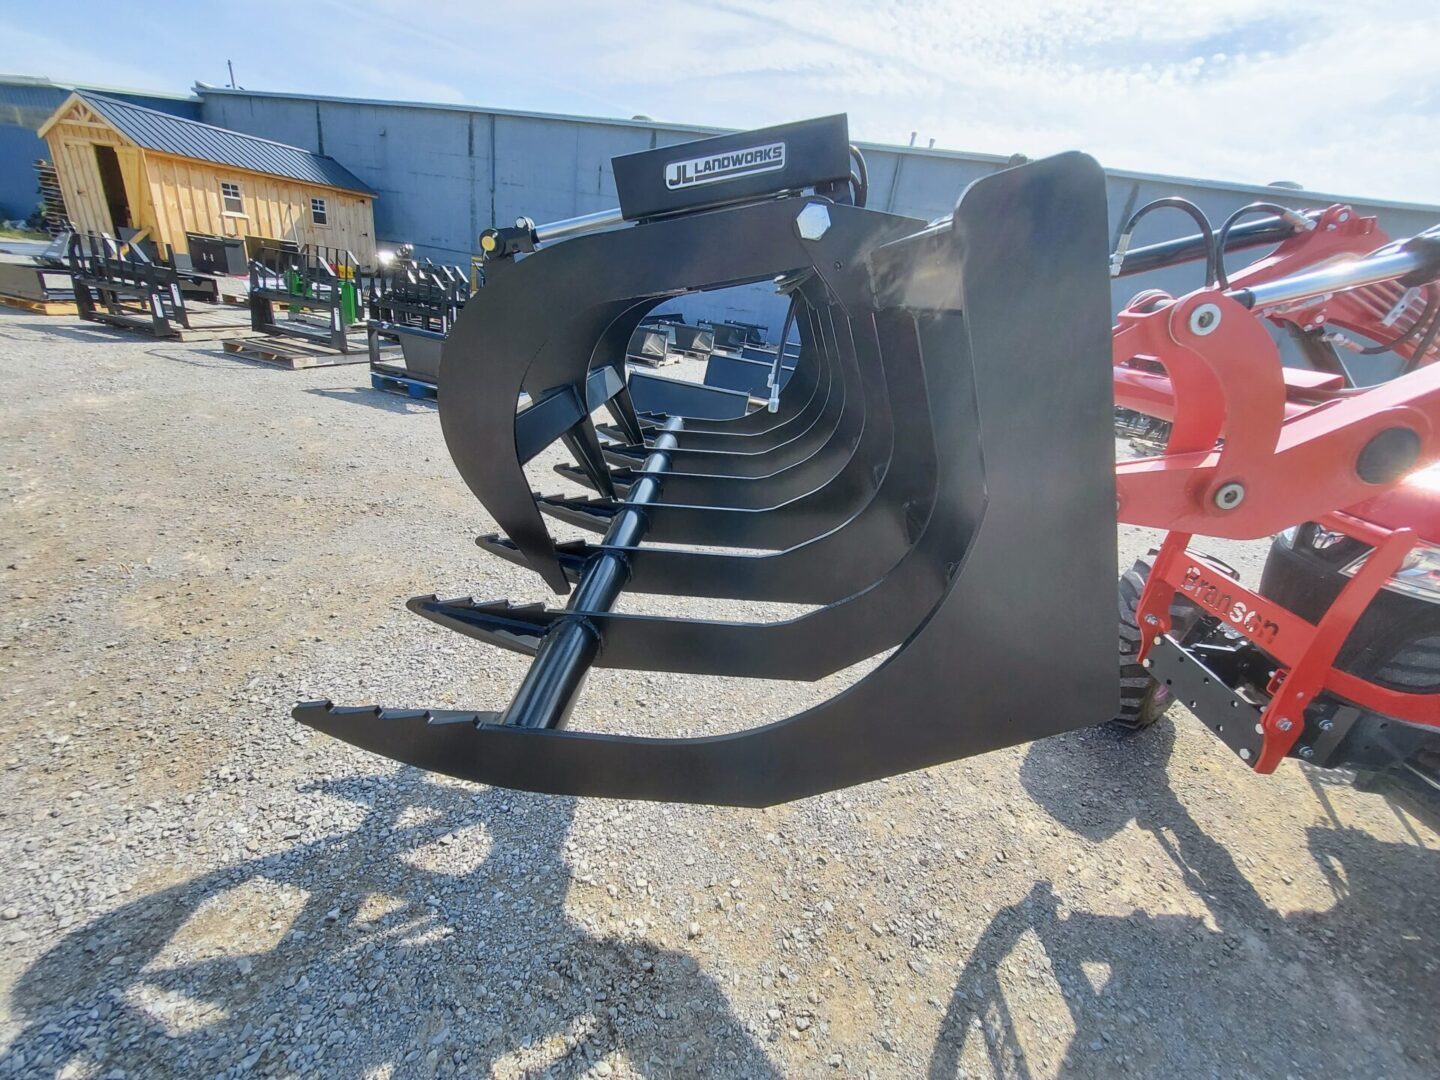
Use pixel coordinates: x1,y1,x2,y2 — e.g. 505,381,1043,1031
66,231,190,337
366,252,472,380
249,244,362,352
298,117,1119,806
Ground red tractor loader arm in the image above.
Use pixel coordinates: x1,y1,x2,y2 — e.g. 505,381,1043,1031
1112,205,1440,775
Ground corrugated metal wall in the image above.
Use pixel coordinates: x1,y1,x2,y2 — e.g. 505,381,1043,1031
200,87,1440,347
0,79,200,221
200,91,796,332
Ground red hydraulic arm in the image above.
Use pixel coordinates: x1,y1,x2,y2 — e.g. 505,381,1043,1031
1113,205,1440,767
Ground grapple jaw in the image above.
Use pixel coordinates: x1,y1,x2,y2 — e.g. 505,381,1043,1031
297,120,1118,807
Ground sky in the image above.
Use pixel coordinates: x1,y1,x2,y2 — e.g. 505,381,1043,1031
2,0,1437,204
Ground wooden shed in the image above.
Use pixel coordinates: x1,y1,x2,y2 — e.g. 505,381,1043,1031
39,92,377,263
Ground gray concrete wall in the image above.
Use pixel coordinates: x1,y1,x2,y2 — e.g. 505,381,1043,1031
191,86,1439,351
200,89,793,335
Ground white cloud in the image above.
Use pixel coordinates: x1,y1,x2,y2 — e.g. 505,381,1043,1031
3,0,1436,202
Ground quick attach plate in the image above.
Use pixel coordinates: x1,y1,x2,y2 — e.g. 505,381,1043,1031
1148,634,1265,765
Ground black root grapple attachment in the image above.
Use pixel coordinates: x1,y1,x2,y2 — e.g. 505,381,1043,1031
297,116,1118,806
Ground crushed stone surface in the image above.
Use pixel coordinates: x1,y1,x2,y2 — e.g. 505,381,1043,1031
0,308,1437,1078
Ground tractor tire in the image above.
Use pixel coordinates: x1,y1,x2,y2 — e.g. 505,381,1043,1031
1113,555,1175,731
1113,553,1216,731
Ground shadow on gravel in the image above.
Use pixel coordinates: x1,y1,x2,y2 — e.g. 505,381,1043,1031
13,323,144,346
928,721,1440,1078
2,776,777,1078
305,386,437,415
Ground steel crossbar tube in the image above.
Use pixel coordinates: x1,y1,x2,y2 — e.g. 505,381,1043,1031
498,416,684,730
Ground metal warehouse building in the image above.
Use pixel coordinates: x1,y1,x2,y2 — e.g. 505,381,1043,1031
194,85,1440,338
5,74,1438,338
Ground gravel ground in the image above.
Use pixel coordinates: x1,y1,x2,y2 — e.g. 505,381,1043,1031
1,307,1437,1079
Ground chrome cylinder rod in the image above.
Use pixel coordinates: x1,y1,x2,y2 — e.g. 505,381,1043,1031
1229,243,1439,310
531,207,626,245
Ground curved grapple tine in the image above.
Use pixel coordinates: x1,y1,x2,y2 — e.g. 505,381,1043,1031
631,308,839,454
441,191,908,592
294,701,500,780
480,310,964,676
540,310,931,603
599,316,852,478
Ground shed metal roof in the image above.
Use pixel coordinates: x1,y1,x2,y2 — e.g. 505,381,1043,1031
67,92,374,196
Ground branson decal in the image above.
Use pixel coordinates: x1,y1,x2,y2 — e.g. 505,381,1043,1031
665,142,787,190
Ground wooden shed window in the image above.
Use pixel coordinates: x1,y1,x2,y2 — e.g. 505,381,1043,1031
220,181,244,215
310,197,328,226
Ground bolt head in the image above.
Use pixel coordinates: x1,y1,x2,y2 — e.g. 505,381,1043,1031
796,204,831,242
1143,614,1158,626
1189,302,1222,336
1277,718,1293,732
1239,748,1252,761
1141,658,1152,668
1213,482,1246,510
1298,746,1315,759
1318,718,1334,732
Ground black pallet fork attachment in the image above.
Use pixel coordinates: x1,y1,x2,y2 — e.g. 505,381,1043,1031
366,255,471,382
249,244,359,352
66,232,190,337
297,119,1117,806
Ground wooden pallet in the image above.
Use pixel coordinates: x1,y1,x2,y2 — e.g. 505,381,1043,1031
223,337,371,369
626,351,683,369
173,325,254,342
0,292,78,316
370,370,438,399
170,306,254,342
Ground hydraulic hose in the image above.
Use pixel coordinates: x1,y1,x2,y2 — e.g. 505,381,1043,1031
1214,202,1314,289
1112,198,1218,286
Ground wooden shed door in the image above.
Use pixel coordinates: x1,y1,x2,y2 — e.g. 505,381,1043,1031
93,145,131,230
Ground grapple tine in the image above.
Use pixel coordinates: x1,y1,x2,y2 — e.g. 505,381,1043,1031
405,595,556,656
475,533,588,582
559,418,617,499
593,423,634,444
553,461,633,494
293,701,501,780
534,494,620,533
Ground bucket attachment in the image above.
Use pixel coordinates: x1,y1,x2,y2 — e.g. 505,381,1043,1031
297,118,1119,806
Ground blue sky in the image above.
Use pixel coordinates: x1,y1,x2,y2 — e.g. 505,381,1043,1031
3,0,1437,203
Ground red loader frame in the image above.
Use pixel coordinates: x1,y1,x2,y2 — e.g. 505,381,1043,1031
1113,203,1440,771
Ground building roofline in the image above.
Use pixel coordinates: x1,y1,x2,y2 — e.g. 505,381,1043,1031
194,83,727,136
1,73,199,103
87,91,359,160
195,84,1440,214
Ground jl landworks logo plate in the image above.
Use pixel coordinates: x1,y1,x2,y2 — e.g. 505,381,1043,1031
664,142,786,190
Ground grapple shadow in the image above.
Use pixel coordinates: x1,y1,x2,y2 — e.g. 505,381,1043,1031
3,775,778,1078
927,721,1440,1078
